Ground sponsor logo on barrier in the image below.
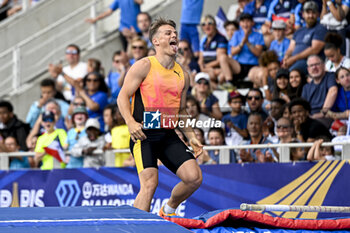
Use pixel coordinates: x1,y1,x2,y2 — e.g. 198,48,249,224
55,180,81,207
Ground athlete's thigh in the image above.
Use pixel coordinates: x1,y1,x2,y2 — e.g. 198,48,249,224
130,138,159,174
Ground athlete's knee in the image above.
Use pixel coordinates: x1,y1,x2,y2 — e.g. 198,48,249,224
139,170,158,195
184,170,202,189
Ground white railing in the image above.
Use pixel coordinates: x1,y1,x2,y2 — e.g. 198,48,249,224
0,141,349,170
0,0,173,98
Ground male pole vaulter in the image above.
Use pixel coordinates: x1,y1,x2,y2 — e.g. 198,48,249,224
117,18,203,216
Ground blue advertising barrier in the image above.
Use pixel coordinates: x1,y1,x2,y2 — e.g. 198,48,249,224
0,161,349,219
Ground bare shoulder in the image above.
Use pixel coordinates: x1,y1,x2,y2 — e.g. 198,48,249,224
128,57,151,77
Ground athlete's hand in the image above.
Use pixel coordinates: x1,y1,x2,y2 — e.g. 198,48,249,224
189,138,203,158
128,120,147,142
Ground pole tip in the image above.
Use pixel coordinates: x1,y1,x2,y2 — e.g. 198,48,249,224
240,203,248,211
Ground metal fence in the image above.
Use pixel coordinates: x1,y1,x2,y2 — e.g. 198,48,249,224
0,141,349,170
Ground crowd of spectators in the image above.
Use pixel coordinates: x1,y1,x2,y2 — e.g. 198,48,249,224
1,0,350,169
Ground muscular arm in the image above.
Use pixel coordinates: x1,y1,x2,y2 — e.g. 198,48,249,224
292,40,325,61
117,58,150,142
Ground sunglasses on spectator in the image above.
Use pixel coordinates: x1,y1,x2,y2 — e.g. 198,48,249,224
73,102,85,106
86,78,99,83
132,46,145,50
65,50,78,55
247,96,261,100
201,22,214,27
42,117,54,123
277,124,290,129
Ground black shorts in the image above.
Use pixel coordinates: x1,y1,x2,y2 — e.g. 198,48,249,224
129,129,195,174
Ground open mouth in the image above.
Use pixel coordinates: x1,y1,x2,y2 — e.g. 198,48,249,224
170,40,178,52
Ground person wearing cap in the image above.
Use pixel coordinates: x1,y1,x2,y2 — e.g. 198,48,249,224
282,1,328,75
34,111,67,170
222,91,249,140
65,106,88,168
70,118,105,168
269,20,290,62
229,13,264,83
198,15,240,89
273,68,292,102
192,72,223,120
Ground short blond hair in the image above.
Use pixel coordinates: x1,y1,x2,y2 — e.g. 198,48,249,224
149,17,176,45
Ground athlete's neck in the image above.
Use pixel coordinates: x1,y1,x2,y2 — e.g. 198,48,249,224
154,54,175,69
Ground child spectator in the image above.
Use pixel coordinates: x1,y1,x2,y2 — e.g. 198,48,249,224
111,105,130,167
65,106,88,169
5,136,31,169
269,20,290,62
273,68,291,102
307,136,338,161
207,127,237,164
34,111,67,170
222,91,249,141
70,118,105,168
290,139,306,161
224,20,239,41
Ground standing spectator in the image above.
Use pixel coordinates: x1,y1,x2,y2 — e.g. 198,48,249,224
230,13,264,83
302,55,338,118
269,20,290,62
289,98,332,142
246,88,268,120
191,72,223,120
50,44,88,101
34,111,67,170
180,0,204,57
324,33,350,72
5,136,31,169
326,67,350,119
0,101,30,151
137,12,152,48
76,72,109,131
239,113,277,163
283,1,328,75
85,0,142,50
70,118,105,168
111,105,130,167
199,15,240,89
26,78,69,128
289,68,307,100
106,50,130,103
65,106,88,169
207,127,237,164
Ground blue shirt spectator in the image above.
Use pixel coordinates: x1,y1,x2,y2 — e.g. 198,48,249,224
66,128,87,168
332,86,350,112
270,37,290,61
229,29,264,65
88,91,108,130
244,0,272,30
106,71,122,104
200,32,228,64
222,113,248,130
109,0,140,32
267,0,297,21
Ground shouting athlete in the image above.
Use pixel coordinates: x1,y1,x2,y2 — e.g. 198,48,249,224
117,18,203,216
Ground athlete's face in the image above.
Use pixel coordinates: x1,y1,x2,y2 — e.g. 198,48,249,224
154,25,178,56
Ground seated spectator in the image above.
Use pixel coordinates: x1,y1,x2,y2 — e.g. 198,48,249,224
239,113,277,163
51,44,88,101
111,105,130,167
65,106,88,169
5,136,31,169
290,139,306,161
176,39,201,88
243,0,272,31
193,128,214,165
106,51,130,103
76,72,109,131
266,98,287,139
70,118,105,168
224,20,239,41
273,68,291,102
269,20,290,62
129,37,148,65
0,100,30,151
324,33,350,72
34,111,67,170
289,68,307,100
230,13,264,83
266,0,297,29
207,127,237,164
231,0,250,20
302,55,338,119
282,102,291,119
283,1,327,75
87,58,104,74
326,67,350,119
26,78,69,128
307,136,337,161
198,15,240,89
289,98,332,142
103,104,116,147
246,88,268,120
222,91,249,141
137,12,152,48
191,72,223,120
276,117,295,143
248,50,280,100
